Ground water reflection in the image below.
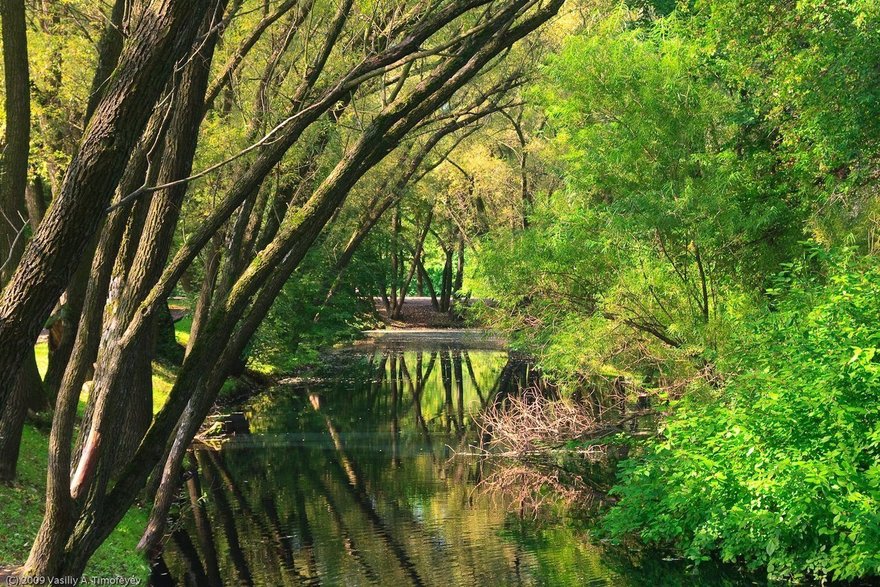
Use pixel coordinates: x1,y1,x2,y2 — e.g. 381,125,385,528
153,332,754,586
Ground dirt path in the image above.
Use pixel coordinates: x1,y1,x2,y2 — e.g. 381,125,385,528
374,296,463,328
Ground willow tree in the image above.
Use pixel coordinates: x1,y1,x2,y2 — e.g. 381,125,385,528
13,0,564,577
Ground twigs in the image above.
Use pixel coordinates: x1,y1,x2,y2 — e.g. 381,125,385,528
469,387,654,515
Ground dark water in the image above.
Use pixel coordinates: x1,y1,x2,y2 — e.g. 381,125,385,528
154,330,757,586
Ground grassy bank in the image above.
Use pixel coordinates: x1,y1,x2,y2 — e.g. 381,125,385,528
0,305,314,574
0,341,179,576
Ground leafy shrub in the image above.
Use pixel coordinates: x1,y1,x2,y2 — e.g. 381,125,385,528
604,253,880,581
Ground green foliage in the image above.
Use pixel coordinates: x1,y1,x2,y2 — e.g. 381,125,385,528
604,253,880,581
466,3,880,581
246,248,375,375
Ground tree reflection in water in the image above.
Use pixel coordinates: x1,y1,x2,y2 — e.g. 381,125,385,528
152,335,750,586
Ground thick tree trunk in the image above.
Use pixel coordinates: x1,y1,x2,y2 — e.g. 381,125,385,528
75,0,226,498
21,0,215,577
0,0,34,483
40,0,134,402
0,0,209,418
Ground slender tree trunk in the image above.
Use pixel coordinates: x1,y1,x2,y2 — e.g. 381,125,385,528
454,233,465,293
0,0,31,285
392,207,433,319
440,248,453,312
418,257,439,310
0,350,41,481
186,235,222,357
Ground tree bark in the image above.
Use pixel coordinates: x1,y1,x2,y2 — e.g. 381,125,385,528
21,0,214,576
0,350,42,481
0,0,31,285
0,0,209,419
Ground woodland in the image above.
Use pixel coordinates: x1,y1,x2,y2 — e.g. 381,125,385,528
0,0,878,583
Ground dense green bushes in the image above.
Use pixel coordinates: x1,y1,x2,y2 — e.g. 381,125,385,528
604,254,880,580
466,1,880,581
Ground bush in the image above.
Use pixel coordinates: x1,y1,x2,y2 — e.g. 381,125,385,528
603,253,880,581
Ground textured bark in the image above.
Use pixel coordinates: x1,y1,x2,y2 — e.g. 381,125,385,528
0,0,31,285
41,0,131,400
24,177,47,232
22,0,213,577
83,0,128,124
0,0,208,421
0,0,34,482
75,0,226,494
0,350,42,481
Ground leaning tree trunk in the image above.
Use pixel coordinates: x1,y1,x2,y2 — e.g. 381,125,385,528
78,0,226,476
21,0,215,576
0,0,207,415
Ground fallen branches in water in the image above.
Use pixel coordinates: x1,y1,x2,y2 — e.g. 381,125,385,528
473,389,654,516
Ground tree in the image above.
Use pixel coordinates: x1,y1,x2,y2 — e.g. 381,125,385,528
12,0,564,577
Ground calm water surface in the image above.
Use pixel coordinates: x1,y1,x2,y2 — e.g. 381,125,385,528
154,331,756,586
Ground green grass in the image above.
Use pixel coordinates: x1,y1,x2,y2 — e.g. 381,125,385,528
0,426,150,576
34,342,49,379
173,313,192,348
0,342,177,576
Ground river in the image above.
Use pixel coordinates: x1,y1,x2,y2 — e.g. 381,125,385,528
152,330,756,586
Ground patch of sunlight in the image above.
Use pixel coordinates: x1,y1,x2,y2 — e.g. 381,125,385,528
152,361,177,414
174,314,192,347
34,341,49,379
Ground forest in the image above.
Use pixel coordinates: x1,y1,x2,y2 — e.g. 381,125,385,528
0,0,878,584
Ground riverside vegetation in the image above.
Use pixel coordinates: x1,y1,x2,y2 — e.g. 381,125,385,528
0,0,878,583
